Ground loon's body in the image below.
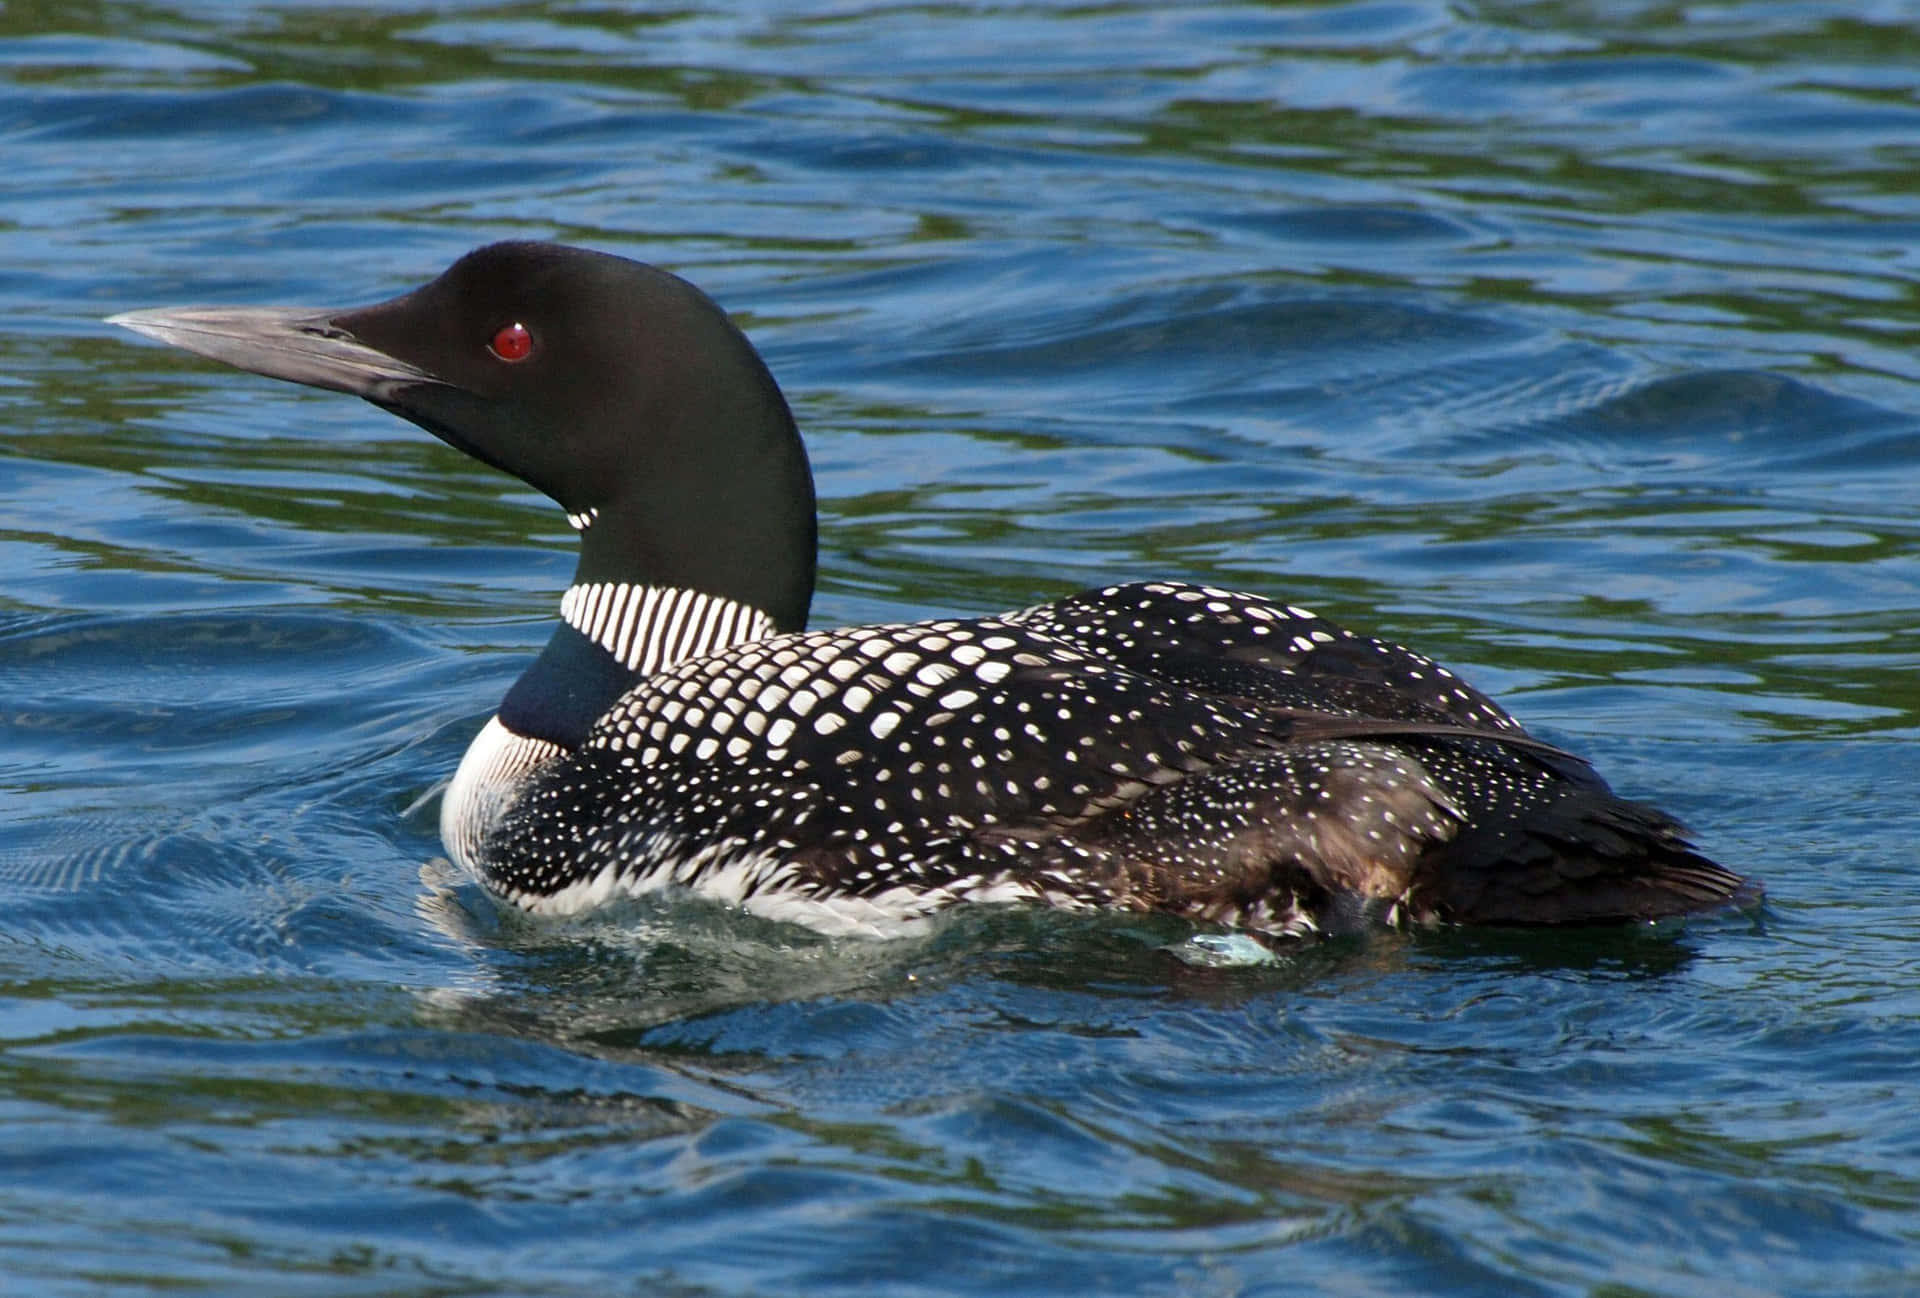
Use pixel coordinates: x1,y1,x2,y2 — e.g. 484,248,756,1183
112,242,1750,939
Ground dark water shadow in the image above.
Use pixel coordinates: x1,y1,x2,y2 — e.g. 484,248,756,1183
412,877,1742,1075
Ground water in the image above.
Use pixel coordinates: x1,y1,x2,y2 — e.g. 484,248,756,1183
5,2,1920,1293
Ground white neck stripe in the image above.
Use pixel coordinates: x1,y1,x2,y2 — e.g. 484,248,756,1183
560,582,777,674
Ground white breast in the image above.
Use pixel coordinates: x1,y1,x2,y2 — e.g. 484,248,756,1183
440,715,568,875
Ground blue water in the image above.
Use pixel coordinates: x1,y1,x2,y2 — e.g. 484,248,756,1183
5,2,1920,1294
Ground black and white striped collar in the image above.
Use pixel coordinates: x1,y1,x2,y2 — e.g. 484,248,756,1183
560,582,778,676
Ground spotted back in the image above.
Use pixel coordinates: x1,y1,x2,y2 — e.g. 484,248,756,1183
483,608,1337,909
1009,582,1526,733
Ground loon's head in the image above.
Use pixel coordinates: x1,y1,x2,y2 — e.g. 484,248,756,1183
111,242,817,631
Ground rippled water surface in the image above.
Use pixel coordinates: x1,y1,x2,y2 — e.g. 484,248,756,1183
6,2,1920,1294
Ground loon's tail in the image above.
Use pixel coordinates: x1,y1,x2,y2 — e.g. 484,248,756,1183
1413,787,1756,926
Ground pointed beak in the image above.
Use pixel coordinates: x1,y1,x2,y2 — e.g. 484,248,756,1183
108,305,445,400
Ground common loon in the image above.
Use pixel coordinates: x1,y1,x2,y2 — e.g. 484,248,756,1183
111,242,1750,939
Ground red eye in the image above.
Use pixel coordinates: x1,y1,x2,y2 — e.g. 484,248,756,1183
489,321,534,362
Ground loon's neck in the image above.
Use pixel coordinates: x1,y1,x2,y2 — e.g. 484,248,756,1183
493,424,815,750
562,396,819,638
497,578,779,750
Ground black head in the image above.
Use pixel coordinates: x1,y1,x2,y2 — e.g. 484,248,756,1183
112,242,817,630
